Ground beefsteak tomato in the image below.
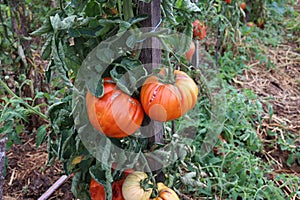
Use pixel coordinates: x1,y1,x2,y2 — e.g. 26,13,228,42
122,171,153,200
86,78,144,138
140,69,198,122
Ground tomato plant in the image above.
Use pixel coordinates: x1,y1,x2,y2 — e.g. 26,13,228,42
86,78,144,138
140,69,198,122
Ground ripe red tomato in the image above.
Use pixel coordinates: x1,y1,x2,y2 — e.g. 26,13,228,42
225,0,231,4
112,180,125,200
192,20,207,40
240,2,246,10
185,41,195,61
140,69,198,122
90,179,105,200
86,78,144,138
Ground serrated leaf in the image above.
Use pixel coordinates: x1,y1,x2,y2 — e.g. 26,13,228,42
110,58,147,95
177,22,193,56
89,165,106,185
162,0,178,25
36,125,47,148
126,34,138,49
50,14,77,32
42,34,53,60
175,0,201,13
87,78,104,98
96,47,114,64
52,39,73,87
128,14,148,25
180,172,207,187
31,18,52,36
84,0,102,17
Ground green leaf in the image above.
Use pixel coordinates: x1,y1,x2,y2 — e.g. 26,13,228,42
89,164,106,185
30,18,52,36
36,125,47,148
96,47,115,64
87,78,104,98
51,39,73,87
110,57,147,95
162,0,178,25
175,0,201,13
50,14,77,32
41,34,53,60
128,14,148,25
84,0,102,17
177,22,192,56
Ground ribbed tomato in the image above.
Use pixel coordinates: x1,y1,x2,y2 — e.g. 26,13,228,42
122,171,153,200
86,78,144,138
155,182,179,200
90,179,105,200
140,69,198,122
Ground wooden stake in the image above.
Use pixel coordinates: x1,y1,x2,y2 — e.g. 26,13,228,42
138,0,164,181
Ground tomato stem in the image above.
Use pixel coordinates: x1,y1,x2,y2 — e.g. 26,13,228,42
0,79,48,120
166,52,175,84
140,177,153,192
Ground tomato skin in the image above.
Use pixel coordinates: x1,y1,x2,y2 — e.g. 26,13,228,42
86,78,144,138
122,171,153,200
140,70,198,122
185,41,195,61
240,2,246,10
112,180,125,200
90,179,106,200
225,0,231,4
150,183,179,200
192,20,207,40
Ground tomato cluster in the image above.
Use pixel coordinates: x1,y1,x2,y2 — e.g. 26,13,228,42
90,171,179,200
192,20,207,40
86,70,198,138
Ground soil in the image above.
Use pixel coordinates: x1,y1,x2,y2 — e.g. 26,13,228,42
2,133,75,200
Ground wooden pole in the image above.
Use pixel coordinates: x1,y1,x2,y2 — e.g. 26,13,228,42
138,0,164,181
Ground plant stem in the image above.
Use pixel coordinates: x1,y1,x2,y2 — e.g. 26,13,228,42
0,79,48,120
123,0,134,21
166,52,175,84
